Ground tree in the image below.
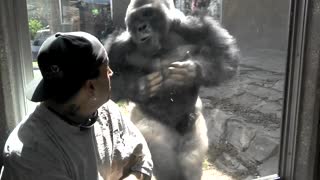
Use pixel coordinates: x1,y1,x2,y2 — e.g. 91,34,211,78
28,19,43,40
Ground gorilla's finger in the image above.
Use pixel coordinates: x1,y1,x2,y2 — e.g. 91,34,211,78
146,72,163,96
148,75,163,94
169,61,186,67
168,67,197,80
168,67,189,76
149,83,162,97
148,73,163,87
170,60,196,68
146,71,162,81
166,74,186,81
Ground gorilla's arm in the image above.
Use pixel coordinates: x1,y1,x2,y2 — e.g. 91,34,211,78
171,15,240,86
105,31,163,102
105,31,141,102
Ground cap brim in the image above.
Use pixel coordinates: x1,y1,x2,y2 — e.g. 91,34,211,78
26,77,50,102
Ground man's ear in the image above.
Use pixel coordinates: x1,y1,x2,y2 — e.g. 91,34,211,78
84,79,96,97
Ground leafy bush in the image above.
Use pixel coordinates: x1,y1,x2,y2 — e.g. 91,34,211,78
29,19,43,40
92,8,100,17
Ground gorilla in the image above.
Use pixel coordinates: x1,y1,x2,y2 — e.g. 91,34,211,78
105,0,239,179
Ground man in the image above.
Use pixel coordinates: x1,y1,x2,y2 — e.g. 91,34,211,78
0,32,153,180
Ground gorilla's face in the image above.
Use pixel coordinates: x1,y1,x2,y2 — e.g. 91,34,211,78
127,6,170,56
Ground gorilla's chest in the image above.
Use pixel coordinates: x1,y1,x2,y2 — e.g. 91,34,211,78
126,32,196,72
126,44,197,73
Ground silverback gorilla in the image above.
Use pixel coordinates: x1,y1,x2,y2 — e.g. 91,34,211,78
105,0,240,179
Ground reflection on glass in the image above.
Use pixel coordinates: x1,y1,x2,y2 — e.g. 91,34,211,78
26,0,289,179
193,0,288,179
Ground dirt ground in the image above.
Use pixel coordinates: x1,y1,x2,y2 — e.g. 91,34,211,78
202,159,234,180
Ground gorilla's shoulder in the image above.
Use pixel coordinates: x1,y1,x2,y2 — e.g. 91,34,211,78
105,30,130,50
104,30,135,63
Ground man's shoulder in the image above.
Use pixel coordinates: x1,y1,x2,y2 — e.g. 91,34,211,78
96,100,130,131
106,100,120,111
2,121,64,180
99,100,122,119
3,109,58,159
3,122,25,157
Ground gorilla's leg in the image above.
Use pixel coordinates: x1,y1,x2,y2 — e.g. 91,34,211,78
130,104,184,180
177,112,209,180
130,98,209,180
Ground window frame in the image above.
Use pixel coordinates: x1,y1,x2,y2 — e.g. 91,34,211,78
279,0,320,179
0,0,34,129
1,0,319,179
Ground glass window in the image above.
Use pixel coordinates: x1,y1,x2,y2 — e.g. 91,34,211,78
27,0,113,59
26,0,114,113
26,0,290,179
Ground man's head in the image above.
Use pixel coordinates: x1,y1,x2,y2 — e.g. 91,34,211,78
27,31,113,106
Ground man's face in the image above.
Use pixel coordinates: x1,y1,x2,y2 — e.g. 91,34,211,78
94,63,113,104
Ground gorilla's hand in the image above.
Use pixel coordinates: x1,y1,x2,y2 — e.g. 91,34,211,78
137,71,163,99
136,60,200,100
164,60,200,87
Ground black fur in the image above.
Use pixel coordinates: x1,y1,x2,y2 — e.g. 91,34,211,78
105,0,239,179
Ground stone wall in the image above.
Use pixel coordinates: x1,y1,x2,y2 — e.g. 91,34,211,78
201,49,286,178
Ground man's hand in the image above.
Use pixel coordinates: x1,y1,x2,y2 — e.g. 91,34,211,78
119,144,149,180
121,171,145,180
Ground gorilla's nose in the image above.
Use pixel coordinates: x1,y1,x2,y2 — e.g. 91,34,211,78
138,22,152,33
138,24,148,32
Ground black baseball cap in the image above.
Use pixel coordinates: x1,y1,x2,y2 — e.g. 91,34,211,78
26,31,108,102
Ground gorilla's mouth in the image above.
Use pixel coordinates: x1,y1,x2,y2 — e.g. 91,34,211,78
140,36,150,42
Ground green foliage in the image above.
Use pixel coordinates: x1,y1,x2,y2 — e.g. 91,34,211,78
92,8,100,17
28,19,43,40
